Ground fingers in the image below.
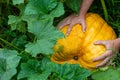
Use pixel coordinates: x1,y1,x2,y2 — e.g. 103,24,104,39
57,22,68,30
81,21,86,32
66,20,86,36
57,15,87,36
57,14,74,29
96,57,111,68
93,40,116,68
93,50,113,68
57,18,70,29
94,40,106,45
93,51,112,61
66,23,74,36
94,40,114,50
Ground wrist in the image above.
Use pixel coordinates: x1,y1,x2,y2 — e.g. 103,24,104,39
77,13,85,19
114,38,120,51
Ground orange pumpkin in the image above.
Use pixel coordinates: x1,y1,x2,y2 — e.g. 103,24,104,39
51,13,116,70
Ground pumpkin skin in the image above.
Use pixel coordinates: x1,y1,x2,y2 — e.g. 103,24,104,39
51,13,116,70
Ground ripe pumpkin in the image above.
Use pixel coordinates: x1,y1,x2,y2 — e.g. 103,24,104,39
51,13,116,70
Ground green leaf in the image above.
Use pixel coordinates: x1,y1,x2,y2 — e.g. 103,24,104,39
25,18,64,57
0,49,21,80
65,0,82,14
25,39,54,57
72,66,91,80
41,58,91,80
24,0,64,19
11,35,27,48
28,19,63,40
18,57,91,80
17,4,26,15
24,0,57,15
53,64,91,80
12,0,24,5
17,59,51,80
22,0,64,25
50,2,64,17
17,21,27,33
92,67,120,80
8,15,27,33
22,0,64,57
8,15,21,30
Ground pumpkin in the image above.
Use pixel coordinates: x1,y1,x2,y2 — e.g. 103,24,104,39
51,13,116,70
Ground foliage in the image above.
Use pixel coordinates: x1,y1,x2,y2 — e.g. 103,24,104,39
92,67,120,80
0,0,120,80
18,58,91,80
0,49,21,80
64,0,82,14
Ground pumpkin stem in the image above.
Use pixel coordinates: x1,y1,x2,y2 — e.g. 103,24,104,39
73,56,79,60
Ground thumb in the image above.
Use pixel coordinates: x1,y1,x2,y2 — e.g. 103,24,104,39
94,40,106,45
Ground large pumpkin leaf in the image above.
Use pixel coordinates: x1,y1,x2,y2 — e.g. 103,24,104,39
24,0,57,15
27,19,63,40
65,0,82,14
0,49,21,80
53,64,91,80
8,0,65,57
24,0,64,17
25,18,64,57
17,59,51,80
92,67,120,80
18,58,91,80
9,0,64,33
25,39,54,57
22,0,64,57
42,58,91,80
50,2,64,17
22,0,64,22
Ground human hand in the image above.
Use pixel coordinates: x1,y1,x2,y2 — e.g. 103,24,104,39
93,40,119,68
57,13,86,36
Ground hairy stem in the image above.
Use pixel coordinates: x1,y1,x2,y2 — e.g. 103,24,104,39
0,37,23,51
101,0,108,21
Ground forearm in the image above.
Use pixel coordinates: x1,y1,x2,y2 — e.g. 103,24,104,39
114,38,120,51
79,0,94,17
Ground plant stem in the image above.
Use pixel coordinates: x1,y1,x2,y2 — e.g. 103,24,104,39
101,0,108,21
33,36,37,43
0,37,23,51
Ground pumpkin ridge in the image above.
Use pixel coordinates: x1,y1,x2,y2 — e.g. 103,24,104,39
82,14,106,46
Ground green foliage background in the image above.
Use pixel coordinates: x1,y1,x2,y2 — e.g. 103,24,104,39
0,0,120,80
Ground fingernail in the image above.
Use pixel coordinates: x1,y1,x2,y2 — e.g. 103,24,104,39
66,33,69,36
95,41,97,43
82,29,85,32
94,41,98,44
93,59,96,62
95,64,100,68
96,66,98,68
